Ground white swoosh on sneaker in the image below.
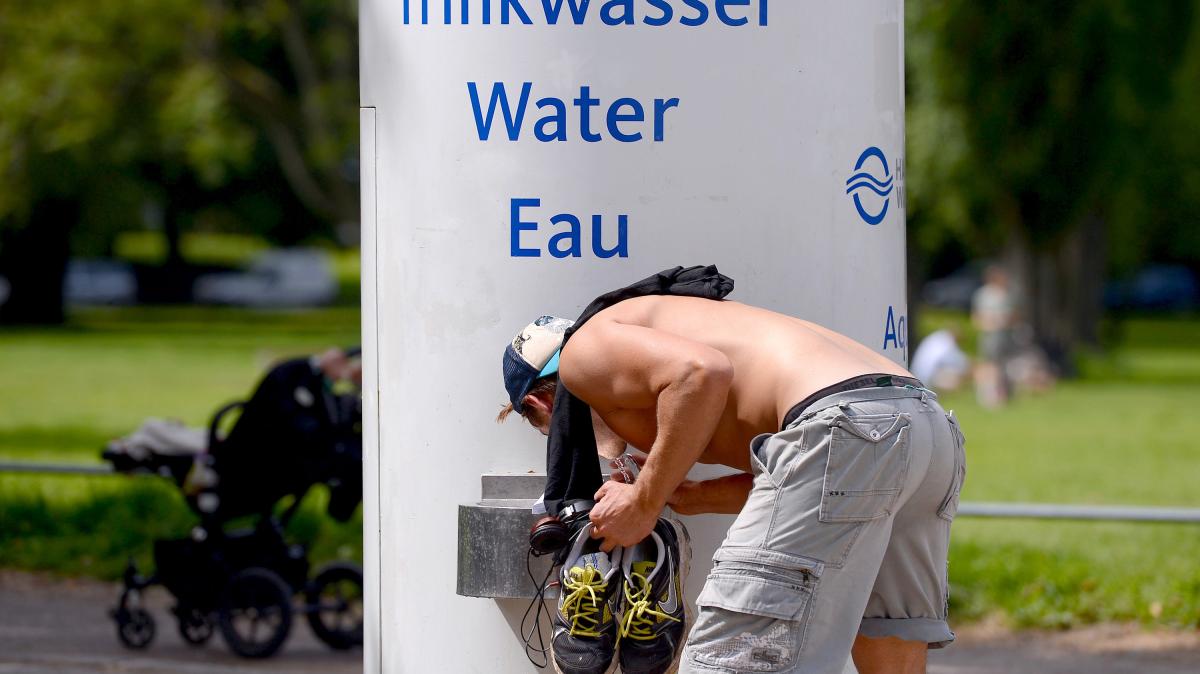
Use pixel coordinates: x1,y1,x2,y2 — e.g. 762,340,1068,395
659,549,680,614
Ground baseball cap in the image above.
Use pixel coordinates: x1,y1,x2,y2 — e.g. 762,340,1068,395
503,316,575,412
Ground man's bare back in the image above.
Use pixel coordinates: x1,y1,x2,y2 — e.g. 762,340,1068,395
562,295,911,472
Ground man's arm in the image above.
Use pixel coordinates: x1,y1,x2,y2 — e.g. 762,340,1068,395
669,474,754,515
609,454,752,516
561,318,733,548
591,409,627,460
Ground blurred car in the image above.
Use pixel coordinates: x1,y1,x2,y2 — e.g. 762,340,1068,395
921,265,982,311
64,259,138,305
193,248,337,307
1105,265,1199,311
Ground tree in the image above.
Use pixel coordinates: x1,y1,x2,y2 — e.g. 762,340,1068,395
208,0,360,229
0,0,358,324
906,1,1196,360
0,0,254,322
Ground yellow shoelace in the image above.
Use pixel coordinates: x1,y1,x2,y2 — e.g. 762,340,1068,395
618,572,680,642
560,566,609,638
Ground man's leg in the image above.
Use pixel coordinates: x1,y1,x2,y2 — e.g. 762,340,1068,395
854,397,965,673
851,635,926,674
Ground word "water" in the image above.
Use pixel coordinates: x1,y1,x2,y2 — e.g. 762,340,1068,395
470,83,679,143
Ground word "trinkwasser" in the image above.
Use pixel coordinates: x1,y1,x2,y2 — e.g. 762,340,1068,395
402,0,769,26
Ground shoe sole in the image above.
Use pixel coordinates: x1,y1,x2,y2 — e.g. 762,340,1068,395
664,515,692,674
550,650,619,674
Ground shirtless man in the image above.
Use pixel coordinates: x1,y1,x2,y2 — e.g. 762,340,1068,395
504,295,965,674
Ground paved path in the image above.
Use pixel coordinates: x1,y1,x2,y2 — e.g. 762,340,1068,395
3,572,1197,673
0,571,359,674
927,621,1200,674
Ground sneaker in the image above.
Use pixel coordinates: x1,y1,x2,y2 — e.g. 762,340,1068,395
551,522,622,674
617,518,690,674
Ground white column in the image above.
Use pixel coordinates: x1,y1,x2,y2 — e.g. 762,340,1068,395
360,2,906,671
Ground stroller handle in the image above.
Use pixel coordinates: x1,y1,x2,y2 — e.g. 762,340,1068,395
208,400,246,449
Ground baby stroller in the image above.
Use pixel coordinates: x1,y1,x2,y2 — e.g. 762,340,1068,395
102,349,364,658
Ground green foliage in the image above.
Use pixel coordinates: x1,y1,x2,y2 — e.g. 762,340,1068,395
0,0,254,223
0,478,194,577
908,0,1196,248
1106,6,1200,275
0,476,361,578
0,0,358,294
906,0,1200,319
906,1,1199,355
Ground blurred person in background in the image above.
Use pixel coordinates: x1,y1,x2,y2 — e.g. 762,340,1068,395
315,346,363,392
971,265,1017,408
910,328,969,392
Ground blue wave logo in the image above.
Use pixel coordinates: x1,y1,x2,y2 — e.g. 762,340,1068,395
846,146,893,226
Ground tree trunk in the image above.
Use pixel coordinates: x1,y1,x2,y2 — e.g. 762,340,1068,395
157,198,194,303
0,199,75,325
1034,248,1074,374
1005,215,1105,377
1070,213,1106,347
1004,216,1072,375
163,198,184,269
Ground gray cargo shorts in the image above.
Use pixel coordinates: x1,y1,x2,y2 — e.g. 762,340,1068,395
680,386,966,674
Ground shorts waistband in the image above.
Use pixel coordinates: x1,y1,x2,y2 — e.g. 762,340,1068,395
781,374,927,431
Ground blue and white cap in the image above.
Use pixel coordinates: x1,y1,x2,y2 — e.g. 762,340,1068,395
503,316,575,412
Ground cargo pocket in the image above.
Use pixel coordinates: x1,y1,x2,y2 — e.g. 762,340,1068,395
819,412,911,523
937,412,967,522
689,549,819,673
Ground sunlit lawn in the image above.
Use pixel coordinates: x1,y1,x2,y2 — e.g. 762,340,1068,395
0,305,360,462
921,310,1200,628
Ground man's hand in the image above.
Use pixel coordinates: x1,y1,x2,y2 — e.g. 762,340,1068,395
589,481,659,552
608,453,704,516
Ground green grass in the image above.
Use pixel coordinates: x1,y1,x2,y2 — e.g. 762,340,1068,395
0,475,361,579
941,381,1200,629
0,305,362,575
0,305,360,462
923,311,1200,629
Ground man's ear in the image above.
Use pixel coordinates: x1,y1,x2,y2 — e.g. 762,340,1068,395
523,391,553,419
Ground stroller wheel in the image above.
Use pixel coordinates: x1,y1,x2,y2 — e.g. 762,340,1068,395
216,567,294,659
305,562,364,650
113,589,156,650
177,607,214,646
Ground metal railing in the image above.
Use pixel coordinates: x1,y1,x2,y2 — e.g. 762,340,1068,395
958,501,1200,523
0,460,114,476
